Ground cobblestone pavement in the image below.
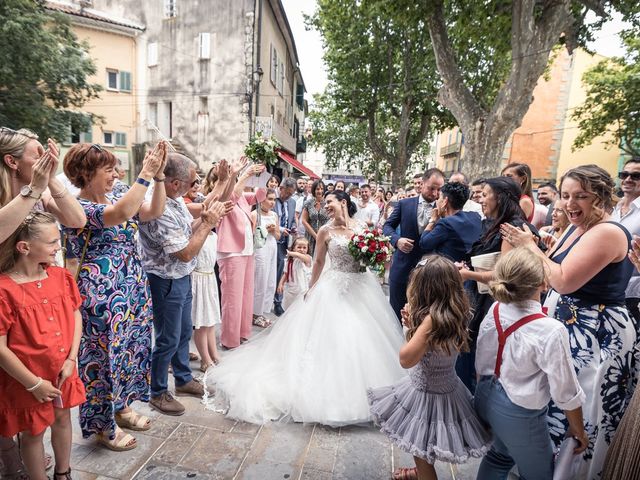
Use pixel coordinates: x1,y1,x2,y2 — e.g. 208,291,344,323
42,313,482,480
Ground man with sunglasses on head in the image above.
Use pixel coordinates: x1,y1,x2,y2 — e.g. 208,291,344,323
612,157,640,325
138,152,232,416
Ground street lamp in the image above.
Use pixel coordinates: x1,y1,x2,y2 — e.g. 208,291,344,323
253,66,264,84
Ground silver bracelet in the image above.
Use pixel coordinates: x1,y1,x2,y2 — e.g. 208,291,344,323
26,377,43,392
50,188,68,198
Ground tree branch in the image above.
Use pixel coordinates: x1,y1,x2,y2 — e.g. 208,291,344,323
426,0,483,133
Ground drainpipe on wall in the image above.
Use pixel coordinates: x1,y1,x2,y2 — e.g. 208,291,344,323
250,0,263,140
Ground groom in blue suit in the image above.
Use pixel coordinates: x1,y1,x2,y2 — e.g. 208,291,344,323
384,168,445,320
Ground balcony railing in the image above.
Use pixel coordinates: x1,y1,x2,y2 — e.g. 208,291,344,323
440,142,461,157
271,121,296,154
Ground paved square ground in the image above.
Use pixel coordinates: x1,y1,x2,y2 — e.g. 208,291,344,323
41,314,483,480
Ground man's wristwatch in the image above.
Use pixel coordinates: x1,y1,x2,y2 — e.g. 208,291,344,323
20,185,42,200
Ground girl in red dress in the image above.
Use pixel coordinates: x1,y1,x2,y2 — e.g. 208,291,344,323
0,211,85,480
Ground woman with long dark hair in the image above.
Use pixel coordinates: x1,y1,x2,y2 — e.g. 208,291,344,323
457,177,542,391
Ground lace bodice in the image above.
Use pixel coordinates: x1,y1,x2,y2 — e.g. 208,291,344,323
327,233,363,274
410,351,460,393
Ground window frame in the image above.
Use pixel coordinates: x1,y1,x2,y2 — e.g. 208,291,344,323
103,131,114,146
106,69,119,91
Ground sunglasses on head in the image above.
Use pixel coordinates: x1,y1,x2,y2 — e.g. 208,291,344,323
79,143,104,162
618,171,640,181
0,126,20,135
0,127,37,140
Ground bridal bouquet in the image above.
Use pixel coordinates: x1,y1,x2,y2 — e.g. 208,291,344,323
348,228,392,276
244,132,280,167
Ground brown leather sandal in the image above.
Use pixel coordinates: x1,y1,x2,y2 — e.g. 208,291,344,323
392,467,418,480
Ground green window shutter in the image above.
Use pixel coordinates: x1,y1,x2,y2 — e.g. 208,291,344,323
296,84,304,109
115,132,127,147
83,129,92,143
119,71,132,92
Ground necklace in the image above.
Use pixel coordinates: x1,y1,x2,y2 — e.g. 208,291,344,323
12,266,45,288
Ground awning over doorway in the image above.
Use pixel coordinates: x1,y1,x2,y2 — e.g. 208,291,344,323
277,150,320,179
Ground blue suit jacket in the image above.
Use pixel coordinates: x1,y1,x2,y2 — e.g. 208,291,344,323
383,197,423,278
418,211,482,262
274,196,296,244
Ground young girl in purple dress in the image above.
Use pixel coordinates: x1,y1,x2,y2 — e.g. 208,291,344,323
368,255,491,480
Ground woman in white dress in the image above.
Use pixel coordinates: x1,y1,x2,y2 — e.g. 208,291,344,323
209,190,407,426
251,189,280,327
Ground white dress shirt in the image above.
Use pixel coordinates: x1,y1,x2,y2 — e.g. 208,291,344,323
463,199,484,219
612,197,640,298
476,300,585,411
354,200,380,226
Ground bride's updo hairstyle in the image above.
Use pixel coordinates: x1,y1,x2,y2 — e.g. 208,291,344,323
489,247,545,304
326,190,357,217
406,255,470,354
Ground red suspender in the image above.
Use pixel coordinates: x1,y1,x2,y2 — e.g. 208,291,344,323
492,304,546,378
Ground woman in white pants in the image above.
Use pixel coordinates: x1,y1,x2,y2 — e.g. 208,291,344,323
252,189,280,327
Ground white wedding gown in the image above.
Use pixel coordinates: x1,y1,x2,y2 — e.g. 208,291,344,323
208,232,407,426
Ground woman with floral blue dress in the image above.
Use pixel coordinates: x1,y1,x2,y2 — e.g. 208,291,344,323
503,164,638,479
62,142,167,452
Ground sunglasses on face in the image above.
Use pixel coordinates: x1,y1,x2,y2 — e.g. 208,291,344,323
618,171,640,181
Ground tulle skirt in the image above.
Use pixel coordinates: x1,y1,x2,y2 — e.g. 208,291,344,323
367,376,491,464
207,269,407,426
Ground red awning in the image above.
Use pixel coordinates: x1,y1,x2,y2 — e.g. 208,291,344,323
277,150,320,179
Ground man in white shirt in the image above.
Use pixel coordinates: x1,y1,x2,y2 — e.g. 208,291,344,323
449,171,484,218
612,157,640,325
353,184,380,227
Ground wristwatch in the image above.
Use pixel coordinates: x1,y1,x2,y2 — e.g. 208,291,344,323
20,185,41,200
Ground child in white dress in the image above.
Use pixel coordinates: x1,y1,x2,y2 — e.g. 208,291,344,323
277,237,312,310
192,230,221,372
251,189,280,327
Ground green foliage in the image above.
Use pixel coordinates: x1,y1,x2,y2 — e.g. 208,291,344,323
307,0,452,185
0,0,102,142
308,90,370,170
572,32,640,157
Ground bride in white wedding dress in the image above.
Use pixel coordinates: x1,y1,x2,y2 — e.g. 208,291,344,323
208,190,407,426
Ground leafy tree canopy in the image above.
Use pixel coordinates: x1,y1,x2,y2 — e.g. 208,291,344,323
572,31,640,157
308,0,452,186
0,0,102,142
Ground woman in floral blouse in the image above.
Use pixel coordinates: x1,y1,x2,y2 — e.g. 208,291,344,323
62,142,167,452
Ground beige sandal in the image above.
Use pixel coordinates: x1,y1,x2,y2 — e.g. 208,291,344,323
97,427,137,451
115,410,151,431
252,315,272,328
200,361,215,373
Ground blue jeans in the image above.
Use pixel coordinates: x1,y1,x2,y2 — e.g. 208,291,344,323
148,273,193,397
474,376,554,480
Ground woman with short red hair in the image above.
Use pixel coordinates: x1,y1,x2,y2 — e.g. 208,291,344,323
62,142,167,451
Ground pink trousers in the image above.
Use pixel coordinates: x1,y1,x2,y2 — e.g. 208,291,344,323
218,255,255,348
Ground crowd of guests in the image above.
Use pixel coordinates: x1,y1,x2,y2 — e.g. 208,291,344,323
0,125,638,480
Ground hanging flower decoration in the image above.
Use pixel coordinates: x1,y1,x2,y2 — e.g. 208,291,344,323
244,132,281,167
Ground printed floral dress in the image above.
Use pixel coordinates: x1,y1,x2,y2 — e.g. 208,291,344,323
546,224,638,479
62,192,152,439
